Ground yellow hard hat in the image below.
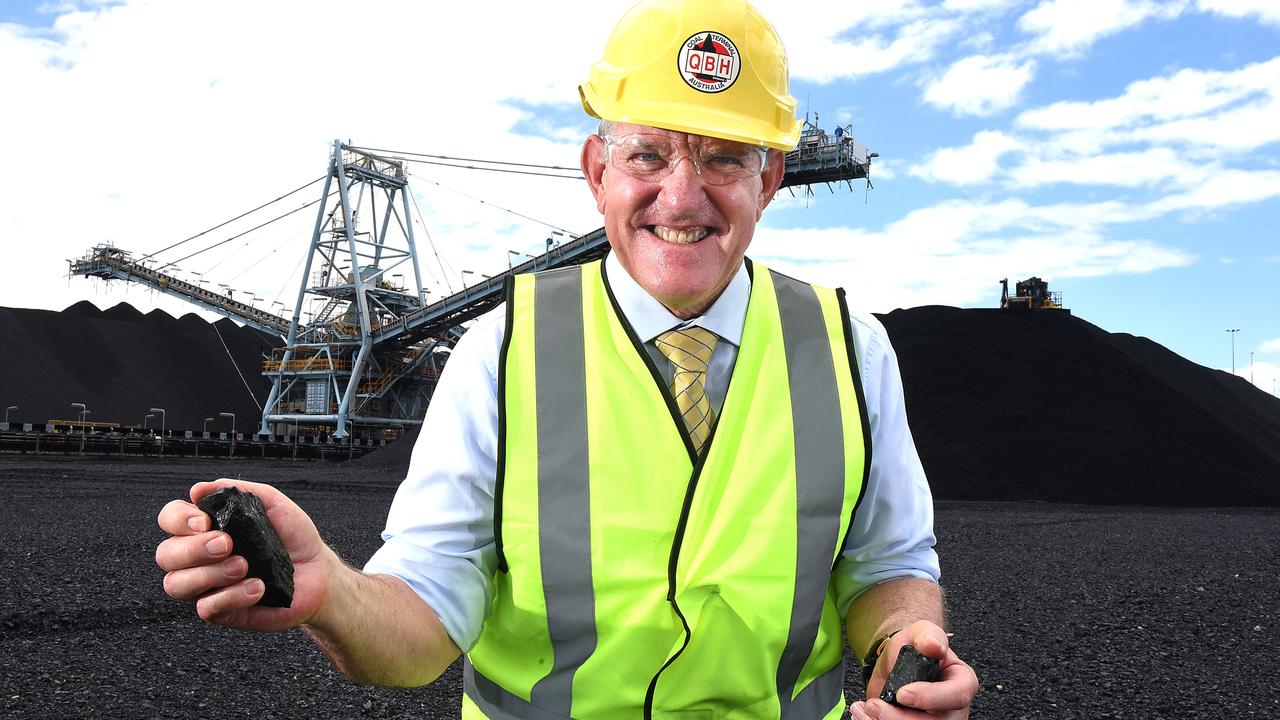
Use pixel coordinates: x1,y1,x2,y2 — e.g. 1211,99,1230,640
579,0,802,152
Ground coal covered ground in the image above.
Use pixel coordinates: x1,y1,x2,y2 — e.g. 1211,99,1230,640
2,455,1276,719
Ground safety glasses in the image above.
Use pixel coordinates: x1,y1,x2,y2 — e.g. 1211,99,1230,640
604,132,768,186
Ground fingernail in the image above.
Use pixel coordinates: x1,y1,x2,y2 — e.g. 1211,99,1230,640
188,516,207,532
849,703,868,720
224,557,245,578
205,535,228,555
862,701,881,719
244,579,263,596
897,689,916,706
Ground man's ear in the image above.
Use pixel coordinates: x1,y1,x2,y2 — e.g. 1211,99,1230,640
581,134,608,214
756,148,786,219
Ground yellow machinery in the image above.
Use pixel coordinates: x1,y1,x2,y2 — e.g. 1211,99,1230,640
1000,277,1063,310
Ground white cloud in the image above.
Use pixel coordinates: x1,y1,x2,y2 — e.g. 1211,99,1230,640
1197,0,1280,26
1259,338,1280,354
1221,360,1280,395
785,17,962,84
754,197,1194,311
1146,169,1280,214
1007,147,1209,188
944,0,1024,11
0,0,636,318
923,53,1038,116
1018,0,1189,56
911,130,1026,183
1016,56,1280,135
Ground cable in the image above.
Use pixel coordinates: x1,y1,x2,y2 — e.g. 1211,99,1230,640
167,192,336,268
397,157,584,180
348,146,581,174
139,176,326,263
211,321,264,412
413,174,580,236
408,189,455,295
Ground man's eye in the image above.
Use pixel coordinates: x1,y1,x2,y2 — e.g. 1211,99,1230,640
631,152,663,163
706,154,746,168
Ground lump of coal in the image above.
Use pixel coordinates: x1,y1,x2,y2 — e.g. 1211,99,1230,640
197,487,294,608
880,644,942,706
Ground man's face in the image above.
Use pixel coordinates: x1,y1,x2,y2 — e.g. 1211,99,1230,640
581,123,785,319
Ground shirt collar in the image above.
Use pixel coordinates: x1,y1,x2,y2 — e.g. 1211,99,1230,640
603,251,749,347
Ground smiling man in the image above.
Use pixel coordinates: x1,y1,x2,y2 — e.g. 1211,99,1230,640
155,1,976,718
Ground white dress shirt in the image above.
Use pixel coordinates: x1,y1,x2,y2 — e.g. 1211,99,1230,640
364,253,940,651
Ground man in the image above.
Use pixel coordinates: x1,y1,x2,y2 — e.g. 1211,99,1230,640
156,1,978,717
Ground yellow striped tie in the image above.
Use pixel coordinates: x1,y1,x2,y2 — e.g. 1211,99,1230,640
655,326,719,453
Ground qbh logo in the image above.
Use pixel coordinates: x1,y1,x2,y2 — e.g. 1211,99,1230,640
677,31,740,94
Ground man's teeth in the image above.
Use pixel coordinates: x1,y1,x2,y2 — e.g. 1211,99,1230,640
653,226,708,244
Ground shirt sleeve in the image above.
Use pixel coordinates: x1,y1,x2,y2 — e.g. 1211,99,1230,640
362,305,505,651
832,310,941,616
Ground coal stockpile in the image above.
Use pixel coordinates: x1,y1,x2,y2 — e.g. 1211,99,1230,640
0,302,280,433
1,456,1275,719
878,307,1280,507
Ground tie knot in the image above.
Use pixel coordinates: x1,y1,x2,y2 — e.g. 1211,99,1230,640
656,326,718,373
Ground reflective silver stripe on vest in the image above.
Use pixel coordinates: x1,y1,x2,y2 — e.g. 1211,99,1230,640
788,660,845,718
529,266,597,716
465,659,575,720
770,271,847,719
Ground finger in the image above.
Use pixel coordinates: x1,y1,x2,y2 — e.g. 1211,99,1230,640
849,701,872,720
195,577,266,625
154,530,232,572
162,556,248,601
892,653,978,712
157,499,209,536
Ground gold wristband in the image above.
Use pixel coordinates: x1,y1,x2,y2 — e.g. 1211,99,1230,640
862,629,901,670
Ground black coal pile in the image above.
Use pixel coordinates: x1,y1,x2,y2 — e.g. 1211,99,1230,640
879,307,1280,506
351,424,420,471
0,301,280,432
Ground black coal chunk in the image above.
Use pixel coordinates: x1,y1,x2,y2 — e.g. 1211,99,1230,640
197,487,294,608
880,644,942,706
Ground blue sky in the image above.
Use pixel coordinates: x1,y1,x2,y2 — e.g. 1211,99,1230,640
1,0,1277,392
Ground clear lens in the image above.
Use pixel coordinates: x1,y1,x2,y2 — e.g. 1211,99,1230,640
605,133,766,185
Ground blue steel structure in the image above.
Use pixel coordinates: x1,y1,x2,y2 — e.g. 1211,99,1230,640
71,126,870,440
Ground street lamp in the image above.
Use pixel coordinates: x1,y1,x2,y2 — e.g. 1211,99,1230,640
1227,329,1241,375
144,413,155,429
149,407,166,437
220,412,237,457
70,402,86,433
1250,351,1254,385
203,417,214,433
4,405,16,423
461,270,476,286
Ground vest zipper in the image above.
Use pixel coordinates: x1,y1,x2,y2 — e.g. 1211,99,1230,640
643,446,713,720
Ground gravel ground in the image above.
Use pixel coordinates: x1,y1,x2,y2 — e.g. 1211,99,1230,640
1,455,1276,719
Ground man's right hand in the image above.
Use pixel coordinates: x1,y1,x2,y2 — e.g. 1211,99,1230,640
155,478,337,632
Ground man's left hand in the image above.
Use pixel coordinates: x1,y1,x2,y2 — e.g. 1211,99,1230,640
850,620,978,719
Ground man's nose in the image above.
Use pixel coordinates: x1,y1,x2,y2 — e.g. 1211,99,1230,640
657,155,709,211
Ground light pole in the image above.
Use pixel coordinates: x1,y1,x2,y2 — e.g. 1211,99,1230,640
203,417,214,433
220,412,236,457
1227,329,1240,374
461,270,476,287
70,402,86,434
4,405,16,424
1250,351,1254,385
149,407,165,437
144,413,155,429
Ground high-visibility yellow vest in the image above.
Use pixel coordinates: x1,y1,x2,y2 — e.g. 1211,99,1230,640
465,259,870,720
